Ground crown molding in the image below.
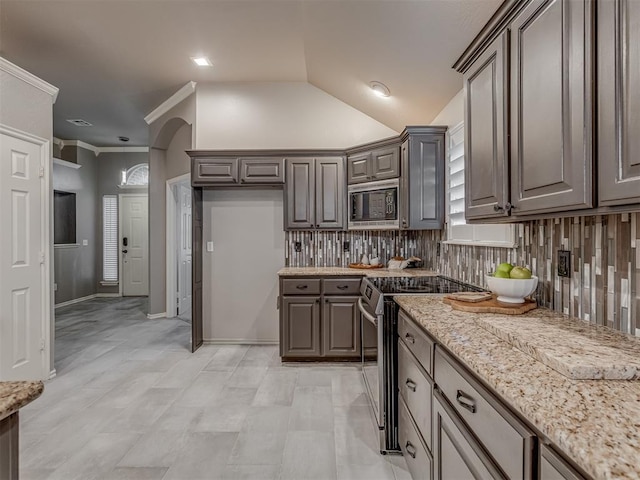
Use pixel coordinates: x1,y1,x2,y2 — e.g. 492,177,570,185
57,139,148,156
144,81,197,125
0,57,59,103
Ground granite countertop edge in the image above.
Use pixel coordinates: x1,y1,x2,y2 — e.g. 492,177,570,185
277,267,438,277
0,381,44,421
394,295,640,480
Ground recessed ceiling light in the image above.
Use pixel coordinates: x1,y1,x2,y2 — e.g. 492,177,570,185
66,119,93,127
191,56,212,67
369,81,390,98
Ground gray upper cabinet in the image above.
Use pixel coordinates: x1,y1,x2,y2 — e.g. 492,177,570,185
510,0,593,215
285,158,315,229
286,157,345,230
598,0,640,206
347,146,399,184
192,158,239,185
464,32,510,220
315,157,345,229
239,157,284,184
400,127,446,230
347,152,371,184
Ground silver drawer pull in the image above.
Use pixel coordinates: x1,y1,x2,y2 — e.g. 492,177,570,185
456,389,477,413
404,332,415,344
337,285,349,290
405,441,417,458
296,285,308,290
405,379,417,392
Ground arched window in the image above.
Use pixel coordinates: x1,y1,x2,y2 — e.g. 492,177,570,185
123,164,149,186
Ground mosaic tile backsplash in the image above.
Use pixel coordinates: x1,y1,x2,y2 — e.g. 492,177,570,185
285,213,639,335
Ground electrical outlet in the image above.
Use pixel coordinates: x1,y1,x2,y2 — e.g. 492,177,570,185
558,250,571,278
294,241,302,253
343,241,350,252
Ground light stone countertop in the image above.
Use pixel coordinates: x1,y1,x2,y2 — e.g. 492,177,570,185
394,295,640,480
0,381,44,421
277,267,438,278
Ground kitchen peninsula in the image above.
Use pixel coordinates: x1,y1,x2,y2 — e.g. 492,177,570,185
396,295,640,480
0,381,44,478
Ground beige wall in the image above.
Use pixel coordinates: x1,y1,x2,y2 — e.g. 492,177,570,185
432,89,464,128
195,82,398,149
165,123,191,180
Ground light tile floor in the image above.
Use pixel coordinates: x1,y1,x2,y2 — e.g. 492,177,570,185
20,297,410,480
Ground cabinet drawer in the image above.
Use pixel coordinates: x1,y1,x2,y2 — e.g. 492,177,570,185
281,278,321,295
398,310,434,376
398,340,432,451
322,278,362,295
434,348,535,480
399,397,433,480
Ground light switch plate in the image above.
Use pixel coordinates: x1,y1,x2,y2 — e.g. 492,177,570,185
558,250,571,278
207,241,214,252
82,239,88,246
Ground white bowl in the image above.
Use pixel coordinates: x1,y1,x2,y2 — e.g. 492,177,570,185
485,275,538,304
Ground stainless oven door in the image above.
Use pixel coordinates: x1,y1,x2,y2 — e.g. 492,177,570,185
358,297,385,431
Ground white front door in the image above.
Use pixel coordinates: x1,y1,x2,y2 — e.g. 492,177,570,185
121,194,149,296
177,184,192,316
0,127,49,380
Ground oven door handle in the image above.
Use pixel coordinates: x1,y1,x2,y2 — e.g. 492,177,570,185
358,297,378,327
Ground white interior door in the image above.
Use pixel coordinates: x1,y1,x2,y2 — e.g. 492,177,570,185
0,128,48,380
177,184,192,316
121,194,149,296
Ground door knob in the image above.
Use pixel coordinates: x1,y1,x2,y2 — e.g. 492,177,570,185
122,249,128,254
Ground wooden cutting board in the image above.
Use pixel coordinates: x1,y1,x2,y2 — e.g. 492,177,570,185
443,295,537,315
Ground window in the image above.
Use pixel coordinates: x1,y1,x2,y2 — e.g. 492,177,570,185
102,195,118,283
122,163,149,186
445,122,516,247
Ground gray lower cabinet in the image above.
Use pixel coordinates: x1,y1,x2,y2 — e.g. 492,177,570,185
322,296,360,357
285,157,345,230
0,413,18,480
432,390,505,480
400,397,433,480
281,296,321,358
400,127,446,230
347,146,400,184
509,0,593,215
463,31,510,220
280,276,362,360
540,445,586,480
598,0,640,206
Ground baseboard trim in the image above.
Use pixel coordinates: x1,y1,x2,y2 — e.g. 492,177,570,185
147,312,167,319
54,292,121,309
203,339,279,345
54,294,97,309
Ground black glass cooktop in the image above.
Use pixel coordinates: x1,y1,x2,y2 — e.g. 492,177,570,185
370,275,483,295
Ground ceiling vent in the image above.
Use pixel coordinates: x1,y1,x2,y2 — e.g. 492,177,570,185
66,119,93,127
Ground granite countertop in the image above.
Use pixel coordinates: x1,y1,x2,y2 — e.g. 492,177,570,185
277,267,438,278
394,295,640,480
0,381,44,421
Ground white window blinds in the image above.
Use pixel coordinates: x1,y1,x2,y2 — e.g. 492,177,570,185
103,195,118,282
446,122,515,247
448,124,466,227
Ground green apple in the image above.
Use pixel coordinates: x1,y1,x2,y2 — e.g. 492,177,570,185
510,266,532,279
496,262,514,274
494,270,510,278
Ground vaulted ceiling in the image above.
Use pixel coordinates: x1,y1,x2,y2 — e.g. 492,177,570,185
0,0,500,146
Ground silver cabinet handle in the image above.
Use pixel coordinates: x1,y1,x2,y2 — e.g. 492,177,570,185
296,285,308,290
404,332,415,344
493,204,504,212
456,389,477,413
405,379,417,392
405,441,417,458
337,285,349,290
